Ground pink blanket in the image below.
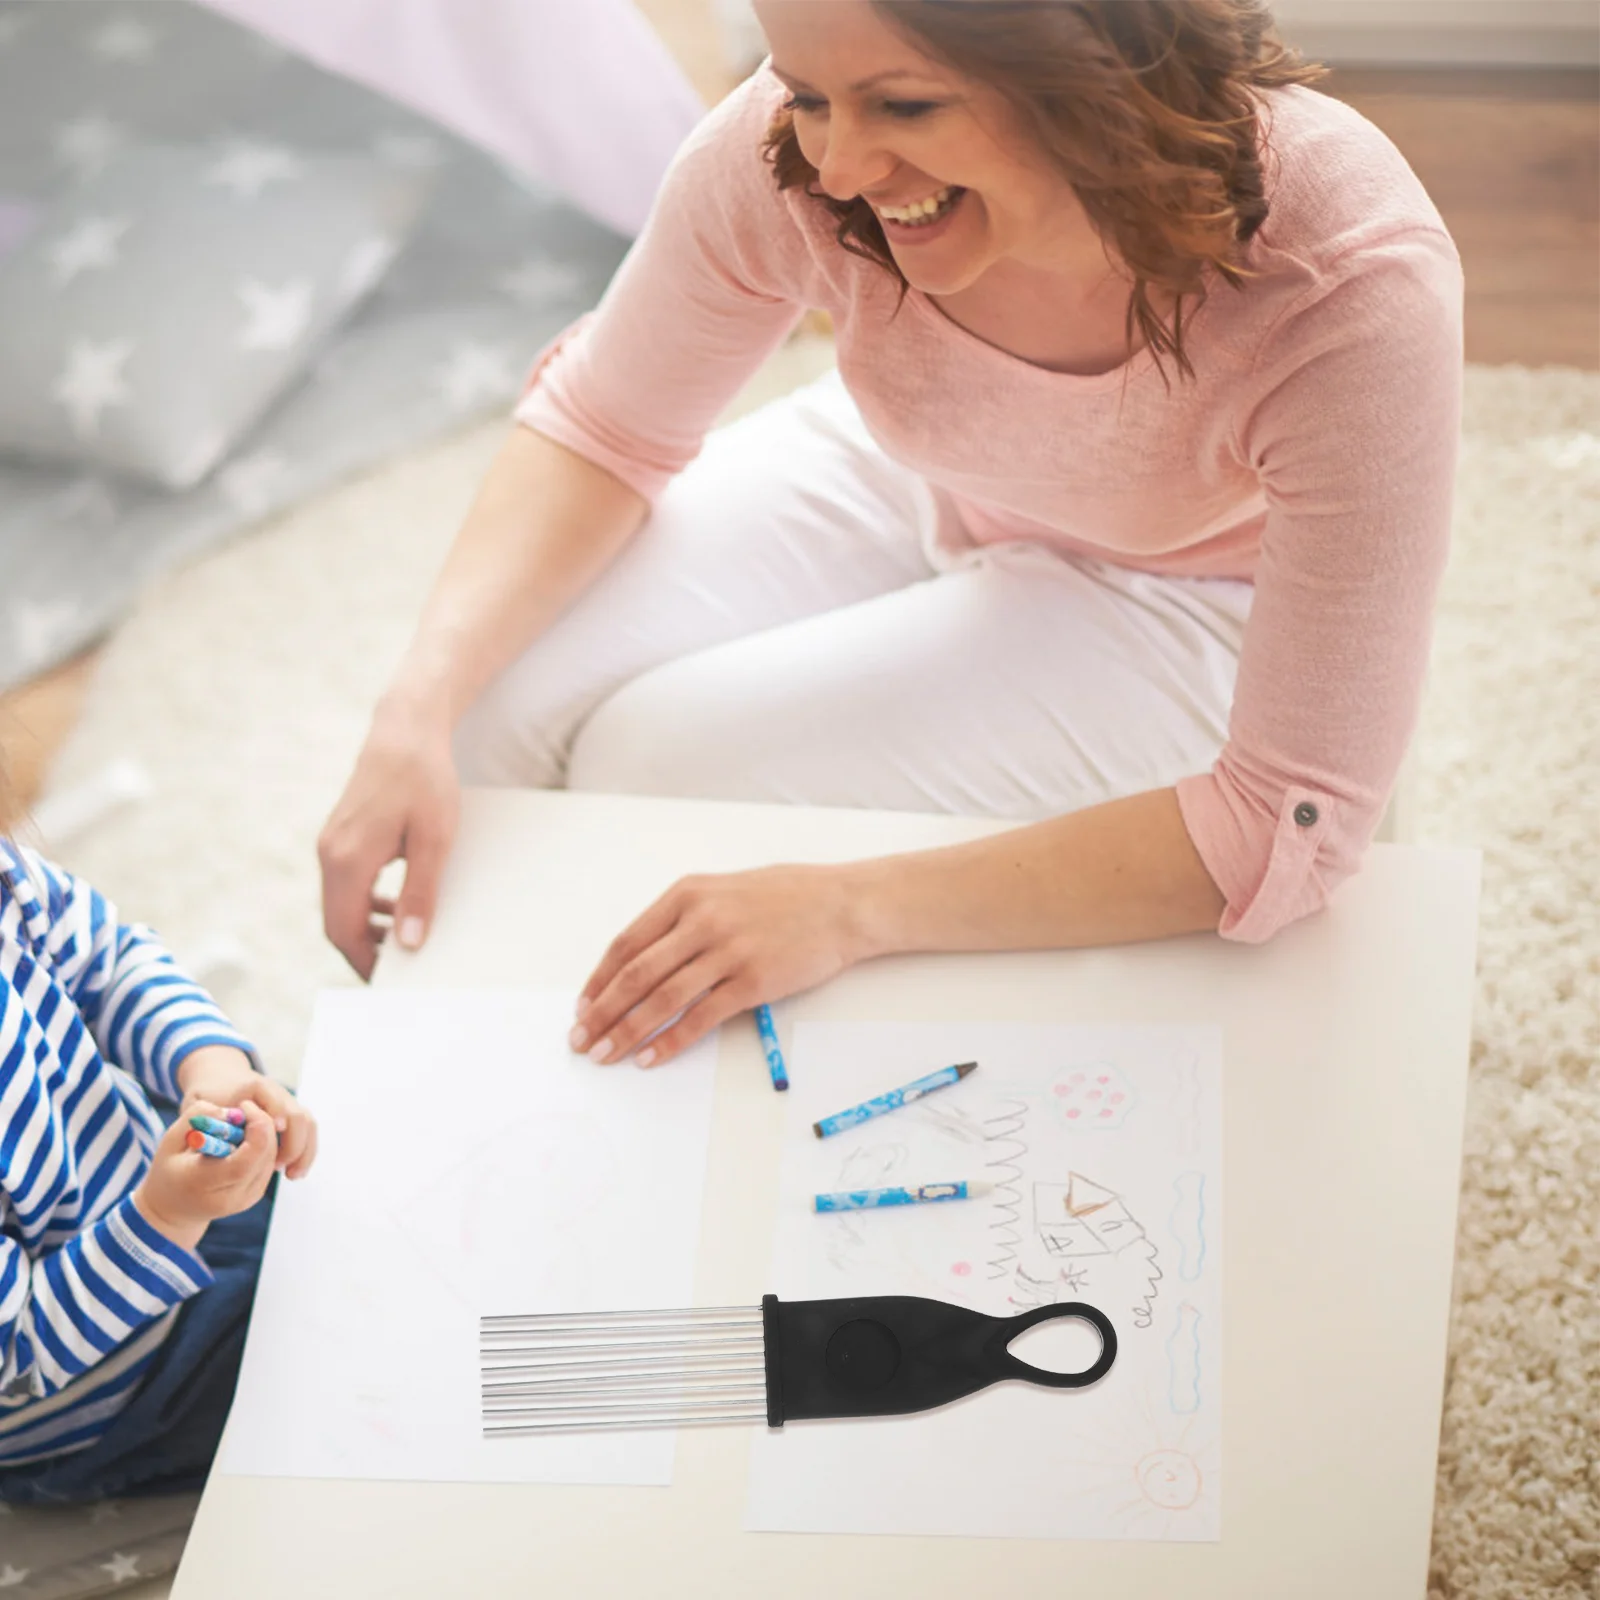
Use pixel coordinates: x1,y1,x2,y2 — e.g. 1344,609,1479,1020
200,0,705,236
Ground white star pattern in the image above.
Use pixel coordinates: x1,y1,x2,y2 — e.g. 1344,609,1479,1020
14,599,88,666
87,18,157,60
436,342,517,410
498,258,586,305
54,114,126,179
100,1551,142,1583
374,131,445,169
204,141,302,199
46,213,132,286
217,449,290,515
237,277,314,352
339,235,398,299
53,337,134,437
0,1564,29,1590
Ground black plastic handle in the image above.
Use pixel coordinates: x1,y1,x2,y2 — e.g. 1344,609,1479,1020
983,1300,1118,1389
768,1293,1118,1424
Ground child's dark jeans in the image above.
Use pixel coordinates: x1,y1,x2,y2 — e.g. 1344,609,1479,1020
0,1182,274,1505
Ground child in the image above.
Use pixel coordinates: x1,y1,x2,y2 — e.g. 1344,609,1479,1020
0,798,316,1504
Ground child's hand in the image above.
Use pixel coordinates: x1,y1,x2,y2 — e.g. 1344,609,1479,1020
176,1045,318,1180
133,1100,279,1252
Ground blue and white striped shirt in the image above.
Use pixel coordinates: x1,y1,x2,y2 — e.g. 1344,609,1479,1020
0,840,253,1467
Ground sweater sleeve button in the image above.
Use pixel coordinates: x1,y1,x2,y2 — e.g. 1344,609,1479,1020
1292,801,1319,827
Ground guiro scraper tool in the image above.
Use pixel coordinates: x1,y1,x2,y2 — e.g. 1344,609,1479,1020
481,1294,1117,1436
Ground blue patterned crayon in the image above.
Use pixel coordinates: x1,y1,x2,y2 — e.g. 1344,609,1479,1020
754,1003,789,1092
185,1129,236,1159
813,1180,993,1212
188,1114,244,1146
812,1060,978,1138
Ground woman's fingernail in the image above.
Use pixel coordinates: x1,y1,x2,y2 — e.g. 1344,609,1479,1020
398,917,425,950
636,1047,656,1068
587,1038,613,1063
569,1026,589,1051
575,996,592,1018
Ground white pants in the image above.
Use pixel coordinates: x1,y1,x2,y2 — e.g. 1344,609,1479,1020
455,373,1253,821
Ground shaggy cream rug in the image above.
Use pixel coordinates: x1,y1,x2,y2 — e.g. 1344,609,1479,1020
28,355,1600,1598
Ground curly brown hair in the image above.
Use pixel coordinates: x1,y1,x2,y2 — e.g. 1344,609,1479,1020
763,0,1325,381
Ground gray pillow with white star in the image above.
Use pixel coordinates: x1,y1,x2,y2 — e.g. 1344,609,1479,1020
0,141,429,489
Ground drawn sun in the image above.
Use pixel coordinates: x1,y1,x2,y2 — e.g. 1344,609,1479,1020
1055,1385,1220,1539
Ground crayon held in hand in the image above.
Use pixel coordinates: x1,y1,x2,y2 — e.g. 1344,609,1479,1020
188,1114,245,1146
812,1060,978,1138
812,1180,993,1213
185,1129,236,1159
754,1003,789,1092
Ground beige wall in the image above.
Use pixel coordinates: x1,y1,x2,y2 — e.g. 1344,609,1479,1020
1270,0,1600,66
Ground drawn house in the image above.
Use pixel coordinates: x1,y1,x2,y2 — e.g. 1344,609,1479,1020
1034,1175,1144,1259
1023,1174,1164,1328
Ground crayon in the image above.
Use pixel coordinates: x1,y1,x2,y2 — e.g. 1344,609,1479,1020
812,1180,993,1213
754,1004,789,1092
812,1061,978,1139
188,1114,244,1146
186,1129,236,1159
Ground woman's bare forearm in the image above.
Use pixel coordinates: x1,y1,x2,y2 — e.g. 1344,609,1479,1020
840,787,1226,957
384,425,648,727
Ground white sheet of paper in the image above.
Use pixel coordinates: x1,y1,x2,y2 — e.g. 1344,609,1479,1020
746,1020,1222,1541
220,987,718,1485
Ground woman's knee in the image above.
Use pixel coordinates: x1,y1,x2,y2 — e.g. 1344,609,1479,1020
451,677,566,789
565,676,766,800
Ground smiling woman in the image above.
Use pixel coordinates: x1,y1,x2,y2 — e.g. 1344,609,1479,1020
763,0,1325,376
318,0,1463,1070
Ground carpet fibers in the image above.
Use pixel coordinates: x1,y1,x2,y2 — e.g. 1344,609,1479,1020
27,358,1600,1598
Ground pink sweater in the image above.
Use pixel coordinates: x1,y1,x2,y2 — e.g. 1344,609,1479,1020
515,71,1464,943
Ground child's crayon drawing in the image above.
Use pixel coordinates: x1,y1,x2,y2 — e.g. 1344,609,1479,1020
749,1019,1222,1543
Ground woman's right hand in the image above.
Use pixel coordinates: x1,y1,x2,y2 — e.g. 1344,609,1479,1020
318,701,461,979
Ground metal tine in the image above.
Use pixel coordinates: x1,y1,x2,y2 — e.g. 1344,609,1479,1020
482,1348,762,1376
486,1412,767,1436
481,1305,759,1328
483,1371,760,1393
481,1333,762,1353
483,1358,760,1380
484,1393,766,1418
482,1352,762,1371
484,1373,765,1399
482,1310,761,1328
481,1351,762,1370
482,1339,761,1365
484,1359,765,1382
483,1320,759,1330
482,1303,757,1321
486,1401,768,1423
482,1329,762,1345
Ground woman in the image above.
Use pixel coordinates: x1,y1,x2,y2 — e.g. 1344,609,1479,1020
318,0,1461,1068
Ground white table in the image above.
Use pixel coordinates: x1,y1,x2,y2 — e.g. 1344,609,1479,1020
175,788,1479,1598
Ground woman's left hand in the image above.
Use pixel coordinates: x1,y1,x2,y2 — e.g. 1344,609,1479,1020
570,864,870,1068
175,1044,319,1179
